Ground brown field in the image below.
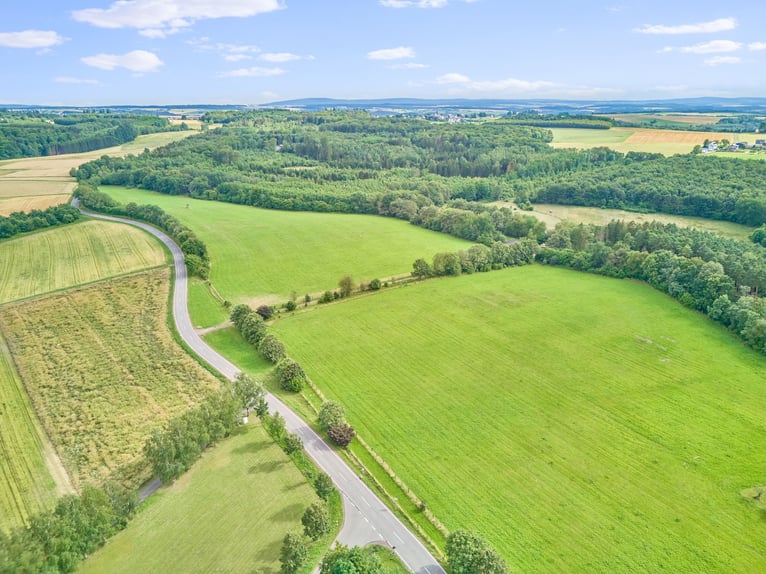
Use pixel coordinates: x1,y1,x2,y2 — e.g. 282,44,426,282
0,268,221,488
0,194,70,215
0,180,74,195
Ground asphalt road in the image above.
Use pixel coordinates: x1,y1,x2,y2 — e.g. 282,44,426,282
77,203,446,574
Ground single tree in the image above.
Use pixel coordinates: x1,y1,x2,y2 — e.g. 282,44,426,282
446,529,509,574
328,424,356,447
256,304,273,320
280,532,308,574
318,401,346,430
283,432,303,454
338,275,354,298
314,472,335,501
301,502,330,541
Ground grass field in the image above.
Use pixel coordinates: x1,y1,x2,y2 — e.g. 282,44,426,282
101,185,471,327
497,202,755,241
0,219,167,304
0,268,221,488
0,332,69,533
271,266,766,573
80,423,319,574
549,127,761,155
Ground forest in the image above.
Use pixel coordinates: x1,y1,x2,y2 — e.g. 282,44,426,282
0,112,177,159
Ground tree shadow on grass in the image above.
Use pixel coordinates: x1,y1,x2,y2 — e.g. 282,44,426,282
270,502,306,523
233,439,271,456
252,539,282,574
248,458,288,474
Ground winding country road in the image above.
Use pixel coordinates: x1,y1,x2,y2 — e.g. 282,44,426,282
75,202,446,574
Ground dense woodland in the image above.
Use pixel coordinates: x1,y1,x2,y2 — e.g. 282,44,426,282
0,112,176,159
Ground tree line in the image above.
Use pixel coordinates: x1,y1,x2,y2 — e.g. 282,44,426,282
0,204,80,240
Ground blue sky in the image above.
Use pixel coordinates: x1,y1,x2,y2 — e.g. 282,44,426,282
1,0,765,105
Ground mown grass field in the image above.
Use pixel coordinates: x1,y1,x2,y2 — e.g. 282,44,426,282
496,202,754,241
0,332,66,533
0,219,167,304
549,127,761,155
272,266,766,573
0,268,221,488
80,423,319,574
101,185,471,327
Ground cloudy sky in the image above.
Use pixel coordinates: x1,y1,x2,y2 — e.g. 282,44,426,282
2,0,765,105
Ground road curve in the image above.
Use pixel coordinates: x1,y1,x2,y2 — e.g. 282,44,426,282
76,203,446,574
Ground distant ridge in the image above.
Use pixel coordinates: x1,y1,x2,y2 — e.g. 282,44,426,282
261,96,766,115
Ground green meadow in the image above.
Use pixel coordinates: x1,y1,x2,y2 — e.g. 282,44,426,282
100,185,471,327
271,265,766,573
79,423,319,574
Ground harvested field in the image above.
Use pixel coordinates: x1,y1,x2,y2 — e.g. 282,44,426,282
0,269,221,488
0,194,70,216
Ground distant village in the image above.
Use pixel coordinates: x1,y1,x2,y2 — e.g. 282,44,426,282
701,138,766,153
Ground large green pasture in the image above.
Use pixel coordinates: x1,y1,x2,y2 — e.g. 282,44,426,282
101,185,470,327
0,333,62,532
80,423,318,574
0,219,167,304
272,266,766,573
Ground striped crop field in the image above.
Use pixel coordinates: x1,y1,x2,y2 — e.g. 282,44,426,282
272,265,766,573
0,194,71,216
0,220,167,304
0,332,70,533
101,185,471,327
0,269,221,488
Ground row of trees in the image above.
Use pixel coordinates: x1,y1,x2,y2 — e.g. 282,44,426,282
412,239,539,279
74,184,211,278
537,220,766,352
0,204,80,239
0,483,138,574
143,390,241,483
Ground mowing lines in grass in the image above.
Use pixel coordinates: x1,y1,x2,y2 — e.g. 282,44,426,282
79,424,319,574
0,268,221,488
272,266,766,573
0,220,167,304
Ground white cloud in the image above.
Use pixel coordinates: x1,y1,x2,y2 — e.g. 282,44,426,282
139,27,182,39
380,0,448,7
0,30,66,49
680,40,741,54
72,0,283,37
82,50,164,72
749,42,766,51
436,72,470,84
224,54,251,62
635,17,736,35
368,46,415,60
259,52,306,62
54,76,100,85
221,66,285,77
704,56,741,66
389,62,429,69
468,77,557,92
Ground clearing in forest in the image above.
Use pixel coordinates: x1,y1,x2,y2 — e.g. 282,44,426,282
272,265,766,573
0,268,221,488
0,219,167,304
101,185,471,327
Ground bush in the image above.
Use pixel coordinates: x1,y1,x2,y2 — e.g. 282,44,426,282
339,275,354,298
277,358,306,392
240,312,266,345
267,412,286,439
328,424,356,447
446,529,509,574
369,278,382,290
285,300,297,312
319,290,334,304
283,432,303,454
258,333,286,363
230,303,253,326
318,401,346,430
314,472,335,501
256,304,273,320
301,502,330,541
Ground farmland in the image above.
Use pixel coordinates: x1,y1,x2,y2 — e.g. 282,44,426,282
0,268,221,488
502,203,755,241
0,332,68,533
272,265,766,573
0,219,167,304
79,423,320,574
101,185,471,326
549,127,761,155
